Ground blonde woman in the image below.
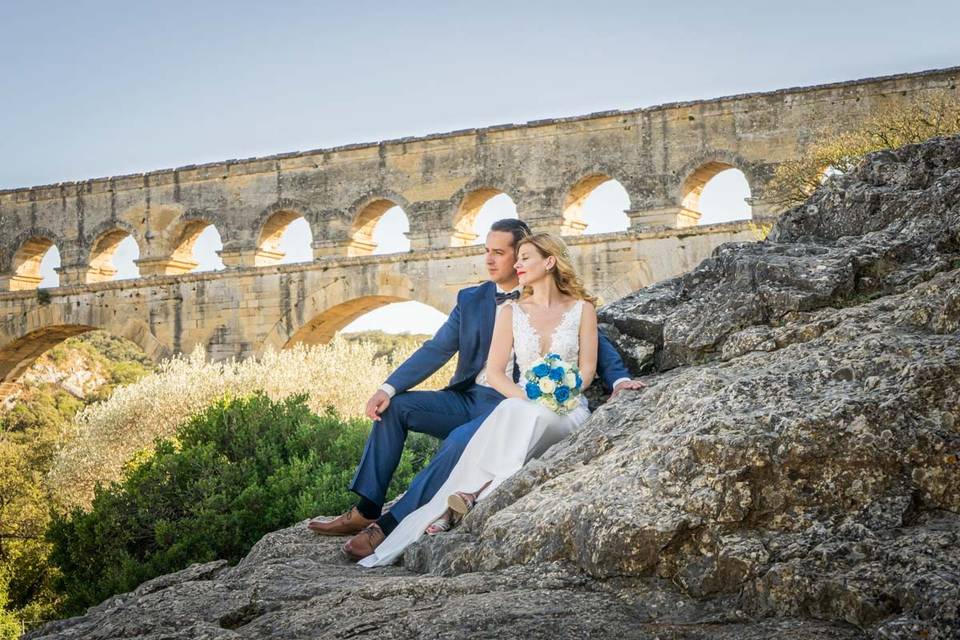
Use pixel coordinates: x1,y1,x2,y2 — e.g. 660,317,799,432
359,232,599,567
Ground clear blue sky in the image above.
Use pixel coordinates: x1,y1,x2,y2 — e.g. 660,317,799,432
3,1,958,333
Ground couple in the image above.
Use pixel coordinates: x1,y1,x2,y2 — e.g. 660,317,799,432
308,218,645,566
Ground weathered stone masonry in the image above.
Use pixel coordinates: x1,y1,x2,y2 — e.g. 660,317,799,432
0,65,957,395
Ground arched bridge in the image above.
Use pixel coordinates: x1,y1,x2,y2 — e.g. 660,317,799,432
0,65,957,398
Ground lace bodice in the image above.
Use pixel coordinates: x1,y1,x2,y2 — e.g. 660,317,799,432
510,299,584,376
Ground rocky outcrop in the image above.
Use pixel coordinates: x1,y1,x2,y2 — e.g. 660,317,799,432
26,136,960,639
20,352,108,399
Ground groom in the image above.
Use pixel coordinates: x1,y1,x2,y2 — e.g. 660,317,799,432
309,218,645,558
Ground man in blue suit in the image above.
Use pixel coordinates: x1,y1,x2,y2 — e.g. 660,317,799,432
309,218,645,558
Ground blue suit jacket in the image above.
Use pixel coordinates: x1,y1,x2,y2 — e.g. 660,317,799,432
385,281,631,394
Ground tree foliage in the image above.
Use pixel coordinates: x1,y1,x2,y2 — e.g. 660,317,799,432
0,384,85,633
0,331,156,633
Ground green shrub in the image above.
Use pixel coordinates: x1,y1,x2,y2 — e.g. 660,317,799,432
107,360,152,385
0,592,22,640
0,331,157,630
46,392,436,616
73,331,154,367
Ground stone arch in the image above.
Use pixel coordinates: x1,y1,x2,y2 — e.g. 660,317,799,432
254,201,315,266
347,192,411,256
85,220,141,283
0,318,169,387
283,295,410,347
675,151,758,222
2,227,61,270
560,169,634,235
133,207,224,276
451,184,520,246
259,268,449,353
3,229,62,290
166,210,225,272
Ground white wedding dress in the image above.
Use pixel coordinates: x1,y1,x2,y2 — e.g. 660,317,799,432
359,299,592,567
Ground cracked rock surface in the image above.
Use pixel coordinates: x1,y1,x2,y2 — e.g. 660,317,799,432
27,136,960,639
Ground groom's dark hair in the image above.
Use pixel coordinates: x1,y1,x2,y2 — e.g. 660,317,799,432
490,218,532,249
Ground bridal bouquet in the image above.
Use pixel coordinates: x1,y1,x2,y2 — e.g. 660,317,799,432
523,353,583,415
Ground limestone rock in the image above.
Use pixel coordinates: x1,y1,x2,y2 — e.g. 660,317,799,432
26,136,960,639
20,348,109,399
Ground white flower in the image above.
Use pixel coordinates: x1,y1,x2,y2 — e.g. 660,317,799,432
564,371,577,387
539,378,557,394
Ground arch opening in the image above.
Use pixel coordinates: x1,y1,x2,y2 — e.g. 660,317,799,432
0,325,159,403
563,175,630,235
256,211,314,266
7,237,60,290
88,230,140,282
39,245,61,289
349,200,410,256
168,221,225,273
284,296,446,347
0,325,93,385
681,162,753,225
341,300,449,336
453,189,518,246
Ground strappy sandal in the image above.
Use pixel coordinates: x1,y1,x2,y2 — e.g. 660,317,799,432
425,510,453,536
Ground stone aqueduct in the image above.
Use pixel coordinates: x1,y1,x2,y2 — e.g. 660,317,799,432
1,66,958,398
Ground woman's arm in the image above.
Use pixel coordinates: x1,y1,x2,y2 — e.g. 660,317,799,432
485,304,526,399
578,301,598,390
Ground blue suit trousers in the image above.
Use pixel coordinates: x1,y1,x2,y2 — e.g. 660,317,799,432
349,383,504,522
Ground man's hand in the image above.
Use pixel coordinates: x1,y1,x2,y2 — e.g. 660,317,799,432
365,390,391,421
609,379,647,400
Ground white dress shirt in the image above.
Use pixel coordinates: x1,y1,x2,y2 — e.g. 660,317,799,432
472,284,523,390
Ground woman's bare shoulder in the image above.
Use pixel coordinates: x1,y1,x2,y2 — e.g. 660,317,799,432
578,299,597,323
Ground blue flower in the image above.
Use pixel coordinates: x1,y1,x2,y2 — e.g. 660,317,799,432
549,367,565,381
554,385,570,402
574,372,582,388
546,352,561,361
532,363,551,377
525,381,542,399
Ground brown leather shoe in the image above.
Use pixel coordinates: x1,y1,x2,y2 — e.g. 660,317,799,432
307,507,375,536
342,523,385,561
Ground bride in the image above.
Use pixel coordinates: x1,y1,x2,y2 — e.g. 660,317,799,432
358,232,598,567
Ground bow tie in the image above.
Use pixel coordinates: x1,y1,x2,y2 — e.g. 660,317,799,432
495,290,520,305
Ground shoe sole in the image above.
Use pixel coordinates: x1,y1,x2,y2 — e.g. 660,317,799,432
308,519,374,536
307,522,359,536
447,494,472,515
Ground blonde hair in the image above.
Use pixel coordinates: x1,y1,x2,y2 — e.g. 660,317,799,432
517,232,599,307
